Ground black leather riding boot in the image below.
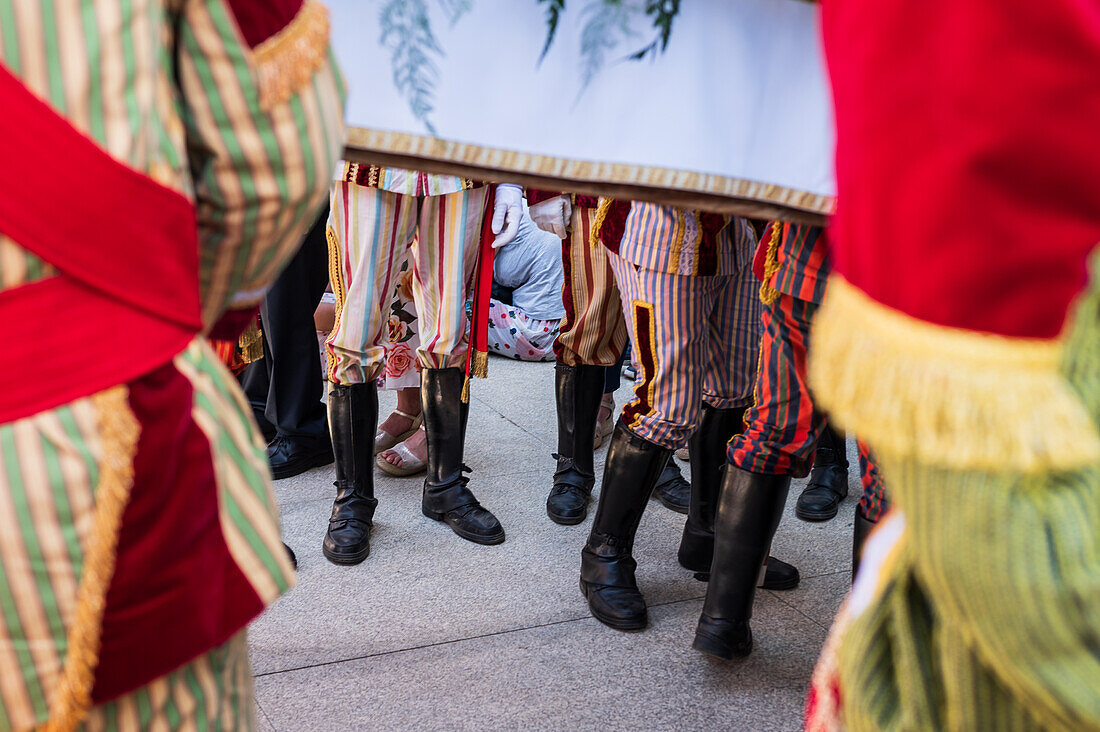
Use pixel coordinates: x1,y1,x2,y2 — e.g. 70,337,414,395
580,421,670,631
421,368,505,545
548,363,606,525
796,421,849,521
693,467,791,659
676,406,798,591
323,382,379,565
678,403,745,575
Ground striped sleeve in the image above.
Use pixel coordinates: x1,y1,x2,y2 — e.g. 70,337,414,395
176,0,346,327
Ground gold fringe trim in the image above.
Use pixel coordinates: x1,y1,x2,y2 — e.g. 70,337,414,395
253,0,331,110
238,320,264,364
471,349,489,380
758,222,781,305
589,197,612,251
43,387,141,731
461,351,490,404
809,277,1100,473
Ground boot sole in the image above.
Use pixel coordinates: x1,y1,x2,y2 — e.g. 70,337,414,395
423,509,506,545
761,574,800,591
692,629,751,660
272,451,335,480
547,507,587,526
795,503,841,522
322,544,370,566
580,579,648,631
652,493,689,515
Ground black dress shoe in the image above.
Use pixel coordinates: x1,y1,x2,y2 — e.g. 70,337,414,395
283,542,298,570
689,555,800,591
795,423,849,521
652,461,689,514
761,556,799,590
267,434,334,480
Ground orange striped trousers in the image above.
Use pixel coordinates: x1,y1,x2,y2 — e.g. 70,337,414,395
553,205,628,367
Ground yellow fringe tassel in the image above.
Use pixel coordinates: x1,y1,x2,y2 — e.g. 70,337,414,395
43,386,141,732
758,222,782,306
589,197,613,251
471,349,489,380
237,320,264,364
809,276,1100,474
460,375,470,404
253,0,331,110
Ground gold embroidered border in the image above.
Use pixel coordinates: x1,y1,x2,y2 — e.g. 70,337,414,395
809,276,1100,473
344,127,834,225
253,0,331,110
324,224,345,382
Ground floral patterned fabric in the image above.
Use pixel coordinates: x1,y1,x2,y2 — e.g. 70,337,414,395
486,299,560,362
379,255,422,389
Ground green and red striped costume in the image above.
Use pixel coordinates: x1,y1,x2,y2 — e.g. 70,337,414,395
0,1,344,729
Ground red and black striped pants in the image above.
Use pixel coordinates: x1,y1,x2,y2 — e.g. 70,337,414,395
728,292,888,520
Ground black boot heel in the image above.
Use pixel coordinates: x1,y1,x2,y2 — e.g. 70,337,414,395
693,615,752,659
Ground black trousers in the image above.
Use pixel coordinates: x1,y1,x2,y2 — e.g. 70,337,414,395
243,208,330,442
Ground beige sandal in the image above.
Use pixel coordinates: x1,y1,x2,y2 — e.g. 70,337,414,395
593,394,616,450
376,433,427,477
373,409,423,455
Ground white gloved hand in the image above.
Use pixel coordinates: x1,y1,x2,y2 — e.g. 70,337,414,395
491,184,524,249
528,194,572,238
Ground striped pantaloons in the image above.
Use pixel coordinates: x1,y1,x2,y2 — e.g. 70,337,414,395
326,182,490,385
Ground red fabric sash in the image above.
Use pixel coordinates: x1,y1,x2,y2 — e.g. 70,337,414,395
0,64,201,423
464,185,496,390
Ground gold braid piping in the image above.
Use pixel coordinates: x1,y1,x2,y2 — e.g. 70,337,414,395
758,222,782,305
325,224,346,382
43,386,141,731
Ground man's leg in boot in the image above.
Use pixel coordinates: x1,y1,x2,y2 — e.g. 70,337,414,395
679,402,746,577
687,224,799,593
323,183,417,564
549,200,628,524
796,420,850,521
323,382,379,564
419,367,505,544
411,187,504,545
714,254,830,653
548,363,606,524
693,466,791,659
580,421,670,630
581,240,714,631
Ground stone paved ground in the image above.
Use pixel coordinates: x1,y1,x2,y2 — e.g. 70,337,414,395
250,356,856,731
